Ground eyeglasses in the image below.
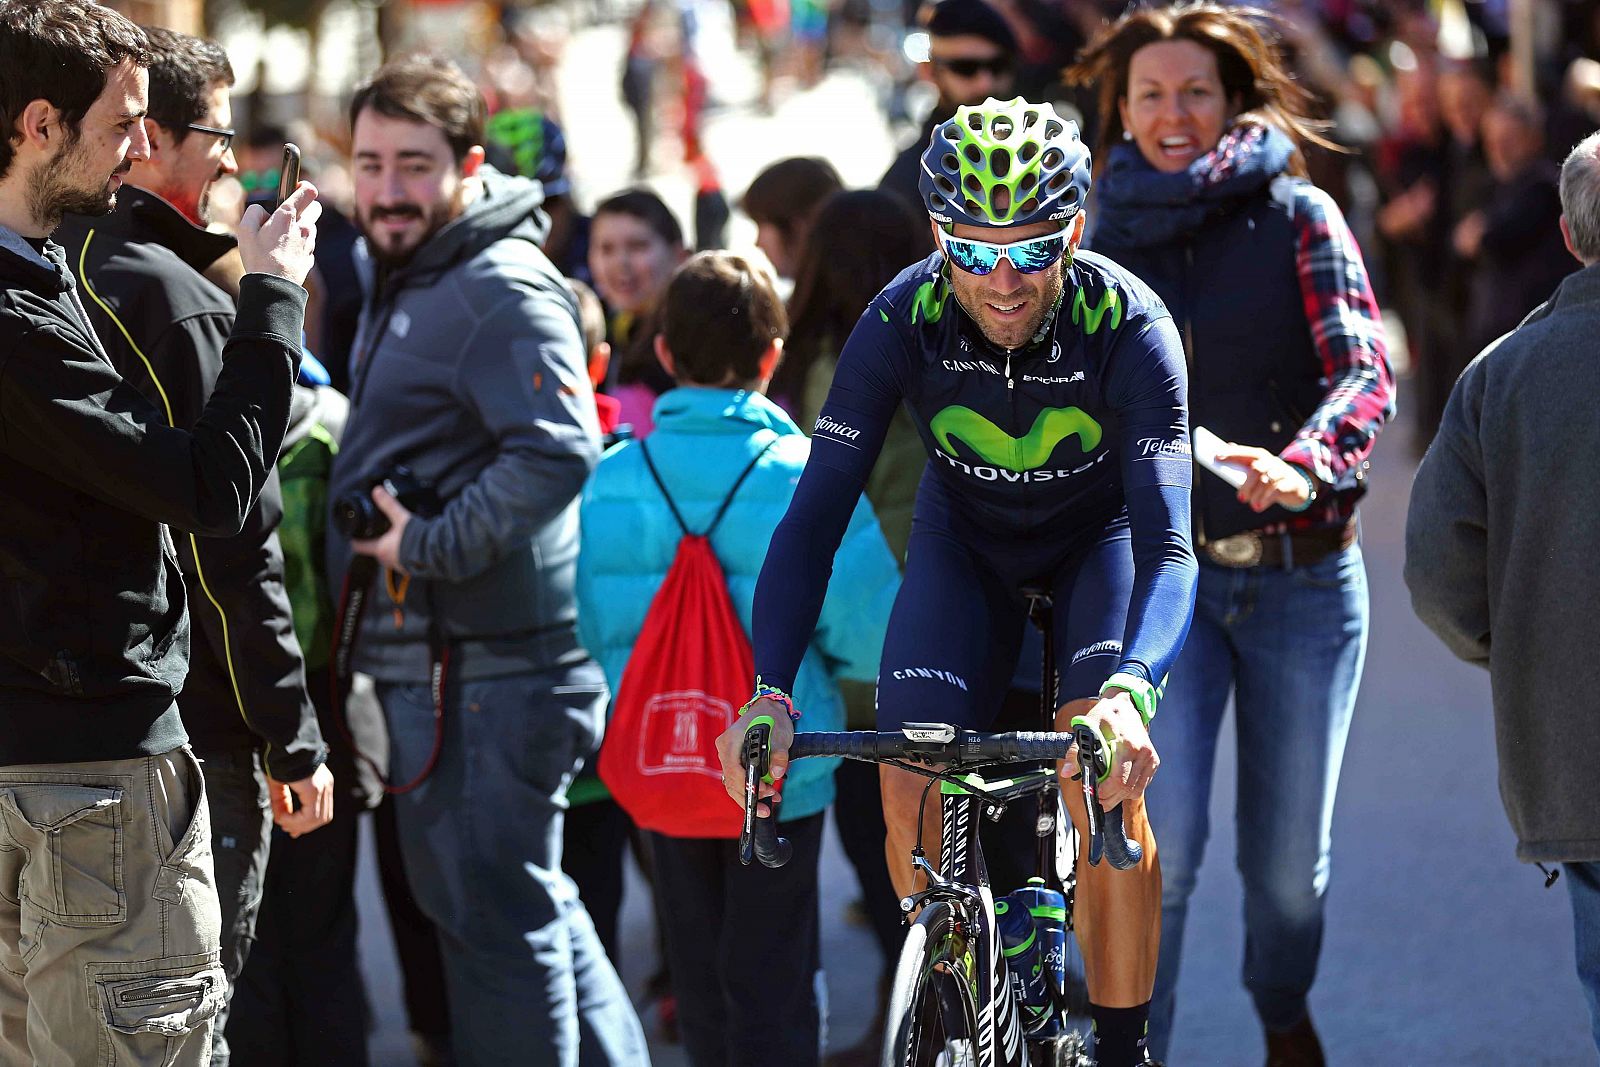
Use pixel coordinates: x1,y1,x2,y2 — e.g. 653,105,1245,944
939,227,1071,276
158,121,235,151
932,55,1012,78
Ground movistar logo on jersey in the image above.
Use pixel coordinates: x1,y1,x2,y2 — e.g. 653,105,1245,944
931,405,1102,475
1072,286,1122,335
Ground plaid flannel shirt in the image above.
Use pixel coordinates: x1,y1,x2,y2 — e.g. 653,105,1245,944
1271,183,1396,534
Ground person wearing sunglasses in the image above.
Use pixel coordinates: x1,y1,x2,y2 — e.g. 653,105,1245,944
718,96,1197,1067
878,0,1016,229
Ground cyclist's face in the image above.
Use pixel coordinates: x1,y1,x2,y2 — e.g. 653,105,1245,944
1118,39,1234,175
941,214,1083,351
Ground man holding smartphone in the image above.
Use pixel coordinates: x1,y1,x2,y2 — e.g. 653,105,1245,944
54,27,333,1067
0,1,320,1062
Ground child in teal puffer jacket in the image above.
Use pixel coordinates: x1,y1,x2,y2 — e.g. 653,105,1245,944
576,251,899,1066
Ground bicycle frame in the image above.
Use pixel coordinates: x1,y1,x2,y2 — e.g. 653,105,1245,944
917,766,1066,1067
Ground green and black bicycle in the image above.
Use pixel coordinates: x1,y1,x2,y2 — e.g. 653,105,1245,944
741,593,1141,1067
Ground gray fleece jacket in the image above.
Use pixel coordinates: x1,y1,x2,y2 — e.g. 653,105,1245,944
1405,259,1600,863
327,168,600,682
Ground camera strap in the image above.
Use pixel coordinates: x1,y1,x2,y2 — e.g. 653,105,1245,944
331,555,450,794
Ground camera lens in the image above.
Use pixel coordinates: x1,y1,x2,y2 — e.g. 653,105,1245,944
332,493,388,540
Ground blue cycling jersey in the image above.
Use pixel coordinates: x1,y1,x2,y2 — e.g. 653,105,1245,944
753,249,1197,711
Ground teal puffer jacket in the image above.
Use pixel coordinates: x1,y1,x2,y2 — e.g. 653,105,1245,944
577,388,900,821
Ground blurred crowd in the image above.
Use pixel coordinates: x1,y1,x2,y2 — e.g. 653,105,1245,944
11,0,1600,1062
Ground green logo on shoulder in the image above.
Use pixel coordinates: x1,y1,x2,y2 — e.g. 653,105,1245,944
1072,287,1122,335
913,277,949,325
931,405,1102,472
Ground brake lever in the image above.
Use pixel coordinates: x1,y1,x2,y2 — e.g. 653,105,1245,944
1070,717,1143,871
738,718,793,868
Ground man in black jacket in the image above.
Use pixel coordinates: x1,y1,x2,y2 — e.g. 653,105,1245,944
55,27,332,1067
0,2,319,1063
878,0,1016,227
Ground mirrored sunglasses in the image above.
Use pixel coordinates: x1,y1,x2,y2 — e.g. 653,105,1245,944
940,228,1070,276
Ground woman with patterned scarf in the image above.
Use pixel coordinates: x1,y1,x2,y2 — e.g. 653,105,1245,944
1070,6,1396,1064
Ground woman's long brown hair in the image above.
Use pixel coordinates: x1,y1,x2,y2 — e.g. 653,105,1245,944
1067,2,1338,176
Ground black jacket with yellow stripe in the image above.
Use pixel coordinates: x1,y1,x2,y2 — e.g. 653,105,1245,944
55,189,326,782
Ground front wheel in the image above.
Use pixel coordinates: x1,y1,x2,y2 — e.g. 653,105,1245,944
882,902,981,1067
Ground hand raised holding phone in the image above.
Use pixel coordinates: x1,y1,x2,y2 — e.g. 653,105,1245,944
238,179,320,286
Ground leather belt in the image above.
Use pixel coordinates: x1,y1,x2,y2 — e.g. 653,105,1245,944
1201,519,1357,570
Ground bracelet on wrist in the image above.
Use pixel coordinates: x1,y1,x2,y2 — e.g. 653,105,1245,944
743,677,799,721
1282,464,1318,513
1099,671,1161,726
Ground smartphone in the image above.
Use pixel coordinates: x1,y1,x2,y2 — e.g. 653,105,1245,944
275,142,302,208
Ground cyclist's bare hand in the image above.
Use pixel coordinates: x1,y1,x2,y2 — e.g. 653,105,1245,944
715,699,794,818
1058,691,1158,809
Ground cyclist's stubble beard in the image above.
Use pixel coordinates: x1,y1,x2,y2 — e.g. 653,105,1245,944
948,259,1065,351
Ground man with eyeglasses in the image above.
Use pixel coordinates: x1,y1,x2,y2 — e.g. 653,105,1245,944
879,0,1017,222
719,98,1194,1067
55,27,333,1067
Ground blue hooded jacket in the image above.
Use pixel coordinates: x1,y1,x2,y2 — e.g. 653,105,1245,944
577,388,900,821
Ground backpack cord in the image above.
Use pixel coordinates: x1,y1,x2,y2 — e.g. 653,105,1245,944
638,433,779,538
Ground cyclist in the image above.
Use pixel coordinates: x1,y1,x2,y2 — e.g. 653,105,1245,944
716,97,1197,1067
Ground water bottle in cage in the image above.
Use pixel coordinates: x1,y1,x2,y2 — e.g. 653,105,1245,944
995,893,1053,1031
1014,878,1067,1035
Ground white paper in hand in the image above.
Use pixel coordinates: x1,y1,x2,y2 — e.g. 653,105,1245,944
1192,426,1249,489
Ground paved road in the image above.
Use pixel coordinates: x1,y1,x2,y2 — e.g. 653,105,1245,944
354,20,1596,1065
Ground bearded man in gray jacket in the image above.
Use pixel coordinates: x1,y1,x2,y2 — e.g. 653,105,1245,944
325,54,646,1067
1406,128,1600,1054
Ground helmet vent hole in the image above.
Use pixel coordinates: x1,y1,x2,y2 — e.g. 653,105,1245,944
963,144,982,165
1019,196,1040,215
991,148,1011,179
1024,110,1039,129
991,116,1014,139
963,197,984,217
1063,186,1080,206
936,175,957,197
1018,172,1037,193
1019,142,1039,163
1046,173,1067,193
968,113,985,131
1045,120,1064,139
943,152,960,173
944,122,961,138
993,186,1012,215
963,173,983,195
930,193,946,210
1042,148,1064,169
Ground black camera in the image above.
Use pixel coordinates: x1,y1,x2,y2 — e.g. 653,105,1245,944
333,466,441,539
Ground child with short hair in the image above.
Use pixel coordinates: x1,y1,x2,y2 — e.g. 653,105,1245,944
576,251,899,1065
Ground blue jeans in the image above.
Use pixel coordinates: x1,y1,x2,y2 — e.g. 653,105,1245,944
1145,545,1368,1057
378,663,649,1067
1566,861,1600,1053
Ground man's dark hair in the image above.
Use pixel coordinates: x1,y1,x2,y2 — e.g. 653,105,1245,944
0,0,150,181
921,0,1016,53
141,27,233,144
349,53,485,162
662,252,787,387
740,156,843,236
593,188,684,249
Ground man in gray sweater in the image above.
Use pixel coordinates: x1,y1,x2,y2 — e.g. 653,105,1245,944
325,55,646,1066
1406,128,1600,1053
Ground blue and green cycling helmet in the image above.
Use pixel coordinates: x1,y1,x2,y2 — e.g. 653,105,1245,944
919,97,1092,229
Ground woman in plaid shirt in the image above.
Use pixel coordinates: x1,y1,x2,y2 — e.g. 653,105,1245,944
1072,5,1395,1063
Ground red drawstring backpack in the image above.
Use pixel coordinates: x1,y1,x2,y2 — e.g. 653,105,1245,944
598,436,779,838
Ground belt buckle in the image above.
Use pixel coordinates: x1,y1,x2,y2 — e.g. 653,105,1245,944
1205,532,1263,568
